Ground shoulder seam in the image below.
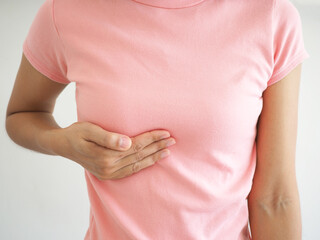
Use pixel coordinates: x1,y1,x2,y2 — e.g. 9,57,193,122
51,0,69,81
52,0,62,39
271,0,277,68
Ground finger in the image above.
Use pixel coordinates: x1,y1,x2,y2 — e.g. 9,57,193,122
81,122,132,151
113,137,176,170
111,149,171,179
122,130,171,156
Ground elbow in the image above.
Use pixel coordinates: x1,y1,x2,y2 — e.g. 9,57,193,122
254,194,295,216
247,180,301,216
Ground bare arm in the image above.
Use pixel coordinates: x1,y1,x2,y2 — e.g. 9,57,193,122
247,64,303,239
5,52,68,155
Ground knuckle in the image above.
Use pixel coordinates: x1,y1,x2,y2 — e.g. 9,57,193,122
135,151,144,161
132,162,140,173
153,153,159,163
109,134,118,147
147,131,156,142
124,171,133,178
133,142,143,153
116,151,126,159
158,140,166,149
101,134,110,147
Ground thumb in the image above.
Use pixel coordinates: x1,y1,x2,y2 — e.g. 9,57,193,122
82,122,132,151
116,134,132,150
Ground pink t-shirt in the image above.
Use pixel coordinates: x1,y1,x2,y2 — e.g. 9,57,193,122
23,0,310,239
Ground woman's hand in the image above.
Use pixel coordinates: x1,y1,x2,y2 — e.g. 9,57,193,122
48,121,176,180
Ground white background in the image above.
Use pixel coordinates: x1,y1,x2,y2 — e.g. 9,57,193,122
1,0,319,239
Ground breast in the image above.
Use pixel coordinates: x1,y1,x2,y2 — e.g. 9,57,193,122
72,52,262,156
65,0,268,161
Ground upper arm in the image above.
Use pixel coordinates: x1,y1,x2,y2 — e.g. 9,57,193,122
6,52,68,118
6,0,71,118
248,63,302,202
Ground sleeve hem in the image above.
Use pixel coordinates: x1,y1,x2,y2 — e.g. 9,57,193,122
267,50,310,87
22,39,70,85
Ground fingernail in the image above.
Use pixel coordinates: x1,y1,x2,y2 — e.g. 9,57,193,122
160,150,170,158
119,137,131,148
160,132,170,139
166,139,176,147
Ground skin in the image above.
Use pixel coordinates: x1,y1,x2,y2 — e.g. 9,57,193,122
6,52,303,238
248,63,303,239
5,53,176,180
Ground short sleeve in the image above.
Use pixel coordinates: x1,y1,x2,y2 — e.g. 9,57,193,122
267,0,310,87
22,0,70,84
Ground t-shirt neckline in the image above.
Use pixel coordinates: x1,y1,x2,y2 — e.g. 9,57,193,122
130,0,206,9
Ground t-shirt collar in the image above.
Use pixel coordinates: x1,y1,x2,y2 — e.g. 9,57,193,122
130,0,205,9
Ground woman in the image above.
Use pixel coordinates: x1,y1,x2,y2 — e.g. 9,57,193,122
5,0,309,239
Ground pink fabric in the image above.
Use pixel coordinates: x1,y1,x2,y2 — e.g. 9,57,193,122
23,0,309,239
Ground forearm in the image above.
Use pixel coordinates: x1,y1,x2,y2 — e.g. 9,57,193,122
5,111,62,155
248,187,302,240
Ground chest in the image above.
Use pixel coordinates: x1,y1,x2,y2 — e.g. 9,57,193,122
61,0,272,152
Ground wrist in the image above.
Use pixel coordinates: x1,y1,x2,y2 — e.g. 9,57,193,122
37,128,65,156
